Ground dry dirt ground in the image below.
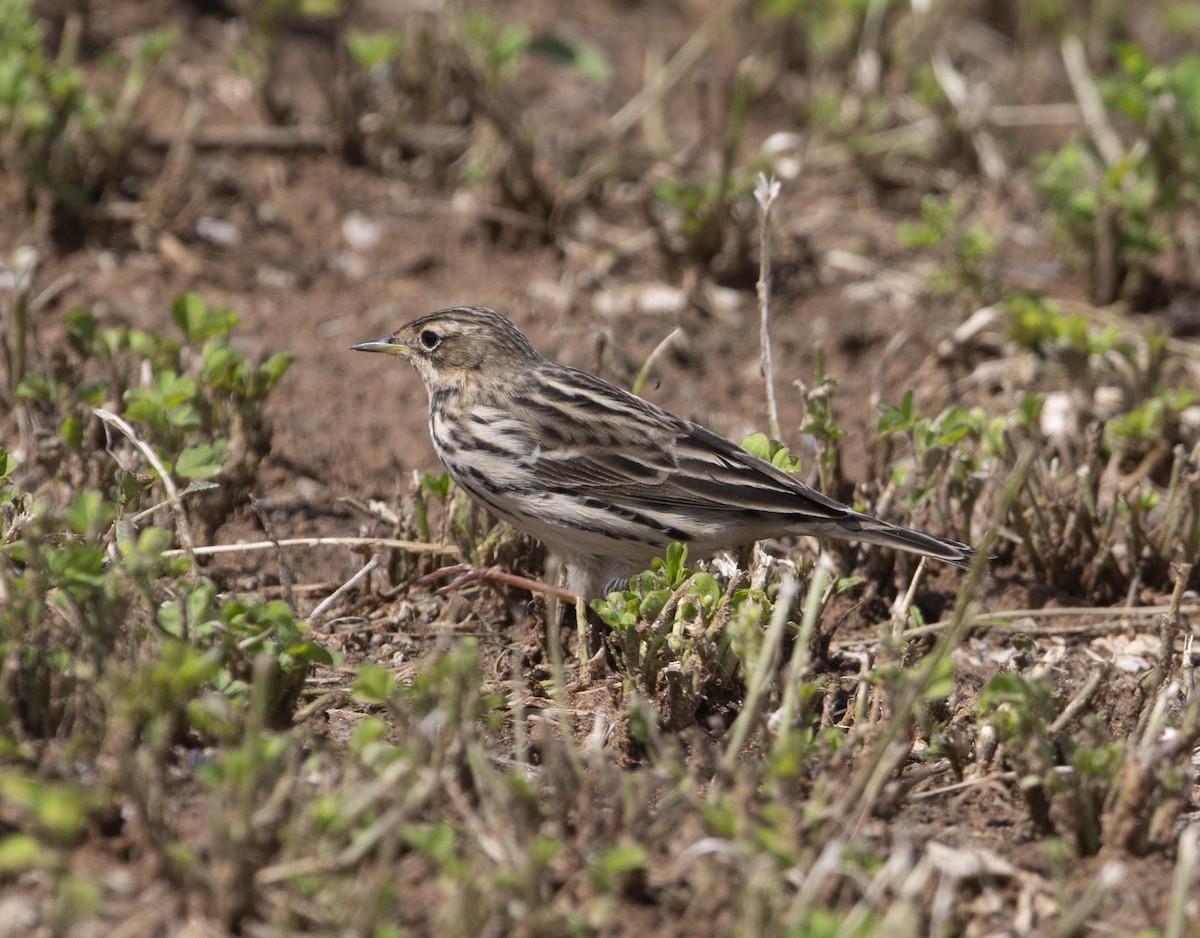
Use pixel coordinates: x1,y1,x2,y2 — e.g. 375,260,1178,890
3,0,1198,934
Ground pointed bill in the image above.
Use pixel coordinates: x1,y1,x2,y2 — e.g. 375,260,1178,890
350,336,406,355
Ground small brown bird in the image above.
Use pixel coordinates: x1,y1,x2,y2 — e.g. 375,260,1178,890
353,307,975,597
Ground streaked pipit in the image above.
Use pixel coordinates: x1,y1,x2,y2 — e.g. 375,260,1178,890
353,306,975,597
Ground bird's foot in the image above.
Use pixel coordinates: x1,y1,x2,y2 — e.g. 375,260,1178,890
418,563,580,604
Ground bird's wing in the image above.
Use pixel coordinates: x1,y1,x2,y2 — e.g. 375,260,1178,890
473,365,974,568
512,365,855,525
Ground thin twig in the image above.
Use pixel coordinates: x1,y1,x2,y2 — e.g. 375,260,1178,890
890,556,928,642
718,572,798,780
160,537,461,559
1167,826,1199,938
140,124,337,152
310,554,382,622
251,492,296,613
631,327,684,398
94,407,195,552
1047,665,1107,739
900,602,1200,639
755,173,783,441
908,771,1019,801
125,481,218,525
1062,36,1123,166
604,0,738,141
931,53,1006,180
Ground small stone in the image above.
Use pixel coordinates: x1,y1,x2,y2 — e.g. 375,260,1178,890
343,211,383,251
195,217,239,246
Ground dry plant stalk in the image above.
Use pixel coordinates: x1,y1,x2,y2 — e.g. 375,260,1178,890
830,447,1034,835
1102,562,1196,855
754,174,783,442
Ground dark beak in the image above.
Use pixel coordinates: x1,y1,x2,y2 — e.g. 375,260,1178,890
350,336,404,355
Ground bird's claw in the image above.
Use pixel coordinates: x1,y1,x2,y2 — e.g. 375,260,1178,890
418,564,580,604
418,563,494,595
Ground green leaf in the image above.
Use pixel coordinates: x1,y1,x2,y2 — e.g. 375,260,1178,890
345,30,401,71
15,373,56,402
741,433,803,472
349,715,388,748
403,821,457,861
877,390,915,433
699,799,737,838
201,343,242,388
834,576,865,594
529,33,612,83
921,655,954,701
420,471,453,500
171,292,239,343
530,836,560,866
0,833,42,873
664,542,688,584
286,640,337,668
460,14,529,81
157,602,183,638
354,664,396,704
0,774,95,841
298,0,341,16
257,352,293,392
175,441,227,479
65,308,97,349
690,572,721,609
638,588,671,621
596,842,647,875
66,490,111,537
136,27,177,62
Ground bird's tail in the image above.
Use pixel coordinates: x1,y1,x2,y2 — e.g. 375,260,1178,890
820,516,977,569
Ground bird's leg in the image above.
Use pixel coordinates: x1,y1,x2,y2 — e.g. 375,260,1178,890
418,563,580,604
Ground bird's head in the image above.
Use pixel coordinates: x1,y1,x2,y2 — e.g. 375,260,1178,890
352,306,540,392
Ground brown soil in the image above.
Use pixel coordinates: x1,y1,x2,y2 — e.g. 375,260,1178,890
2,0,1194,935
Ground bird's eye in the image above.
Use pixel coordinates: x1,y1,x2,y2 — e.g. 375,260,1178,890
418,329,441,350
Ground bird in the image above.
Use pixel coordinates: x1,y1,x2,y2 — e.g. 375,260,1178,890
352,306,976,598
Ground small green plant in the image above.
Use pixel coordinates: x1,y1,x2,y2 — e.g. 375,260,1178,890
0,283,326,746
897,194,999,302
1032,41,1200,304
242,0,341,120
0,278,341,932
411,470,506,564
648,74,768,274
978,671,1124,855
741,432,806,473
591,543,766,727
878,391,1004,507
457,14,530,89
0,0,173,240
20,293,294,531
1034,141,1164,304
344,30,402,73
756,0,899,71
1005,293,1123,360
1106,386,1195,444
159,579,332,723
1106,43,1200,213
587,542,846,733
1005,294,1194,458
650,168,758,266
795,347,849,498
